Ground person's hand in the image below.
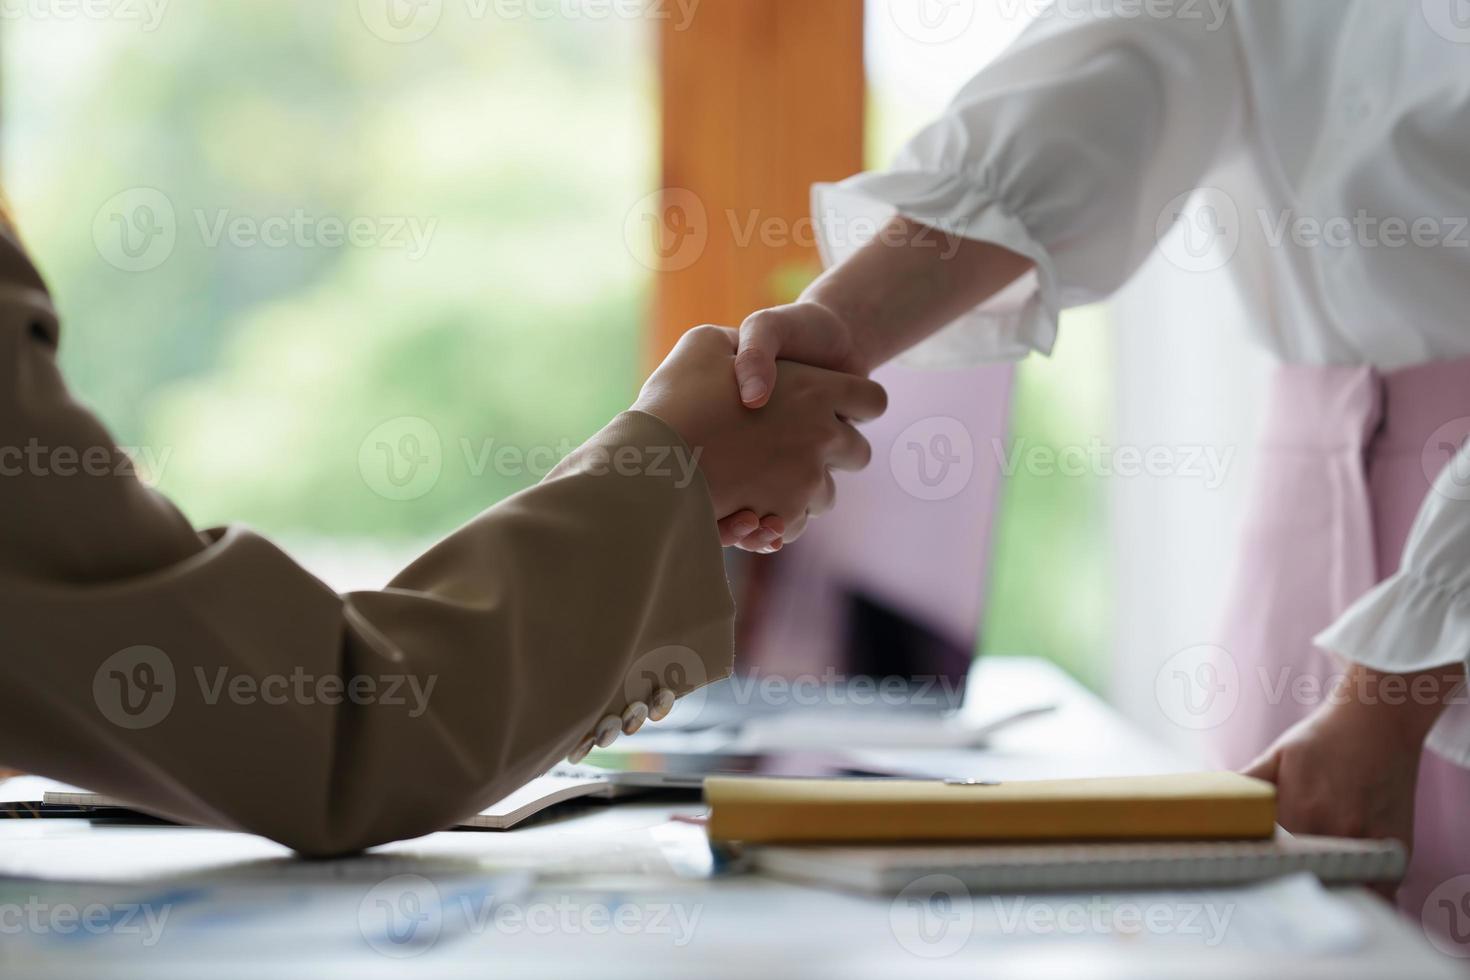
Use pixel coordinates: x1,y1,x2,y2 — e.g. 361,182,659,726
1241,662,1462,865
732,300,869,409
633,325,887,545
1242,697,1421,853
714,301,871,550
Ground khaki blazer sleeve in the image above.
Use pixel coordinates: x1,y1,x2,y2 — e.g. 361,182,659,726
0,234,735,856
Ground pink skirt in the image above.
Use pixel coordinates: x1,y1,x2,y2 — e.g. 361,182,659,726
1214,357,1470,950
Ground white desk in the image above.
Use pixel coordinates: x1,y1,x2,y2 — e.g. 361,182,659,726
0,658,1461,979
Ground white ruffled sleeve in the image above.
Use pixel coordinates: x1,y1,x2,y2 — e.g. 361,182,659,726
1315,451,1470,766
814,2,1246,367
1316,459,1470,676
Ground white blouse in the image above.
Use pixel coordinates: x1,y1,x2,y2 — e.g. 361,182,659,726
815,0,1470,745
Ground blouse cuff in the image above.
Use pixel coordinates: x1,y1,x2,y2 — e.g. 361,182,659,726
812,170,1063,368
1314,569,1470,675
1316,570,1470,768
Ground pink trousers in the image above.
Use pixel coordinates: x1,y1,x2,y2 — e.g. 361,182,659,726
1214,358,1470,949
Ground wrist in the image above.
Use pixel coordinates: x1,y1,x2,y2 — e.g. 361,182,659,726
1330,661,1463,748
794,291,878,376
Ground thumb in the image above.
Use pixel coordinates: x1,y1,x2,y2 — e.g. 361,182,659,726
734,312,785,408
1241,749,1280,785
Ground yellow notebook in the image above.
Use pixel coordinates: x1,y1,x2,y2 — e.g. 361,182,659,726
704,772,1276,844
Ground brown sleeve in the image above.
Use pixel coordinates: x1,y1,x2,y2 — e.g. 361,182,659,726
0,237,734,856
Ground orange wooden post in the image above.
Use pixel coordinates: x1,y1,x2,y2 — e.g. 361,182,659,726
649,0,866,364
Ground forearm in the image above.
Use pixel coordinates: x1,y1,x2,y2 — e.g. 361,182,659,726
801,216,1034,371
1333,660,1467,748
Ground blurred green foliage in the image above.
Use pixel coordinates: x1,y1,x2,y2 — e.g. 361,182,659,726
3,3,654,545
978,308,1114,692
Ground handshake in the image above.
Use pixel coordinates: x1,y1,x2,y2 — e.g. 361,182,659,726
631,302,883,553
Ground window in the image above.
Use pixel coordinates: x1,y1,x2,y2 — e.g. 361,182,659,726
4,2,656,588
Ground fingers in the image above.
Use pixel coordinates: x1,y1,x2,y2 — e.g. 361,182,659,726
827,422,874,473
808,470,838,517
780,510,810,544
735,313,785,408
718,512,785,553
1241,750,1280,784
718,510,761,547
740,515,785,554
833,374,889,423
679,323,740,354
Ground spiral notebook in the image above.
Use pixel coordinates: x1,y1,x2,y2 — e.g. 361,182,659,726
748,833,1407,894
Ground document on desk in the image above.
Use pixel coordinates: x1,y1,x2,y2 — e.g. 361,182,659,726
26,770,622,832
749,832,1406,894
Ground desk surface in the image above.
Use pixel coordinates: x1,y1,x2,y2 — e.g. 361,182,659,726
0,658,1461,980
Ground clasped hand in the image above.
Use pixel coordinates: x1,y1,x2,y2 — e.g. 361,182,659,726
633,322,882,549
